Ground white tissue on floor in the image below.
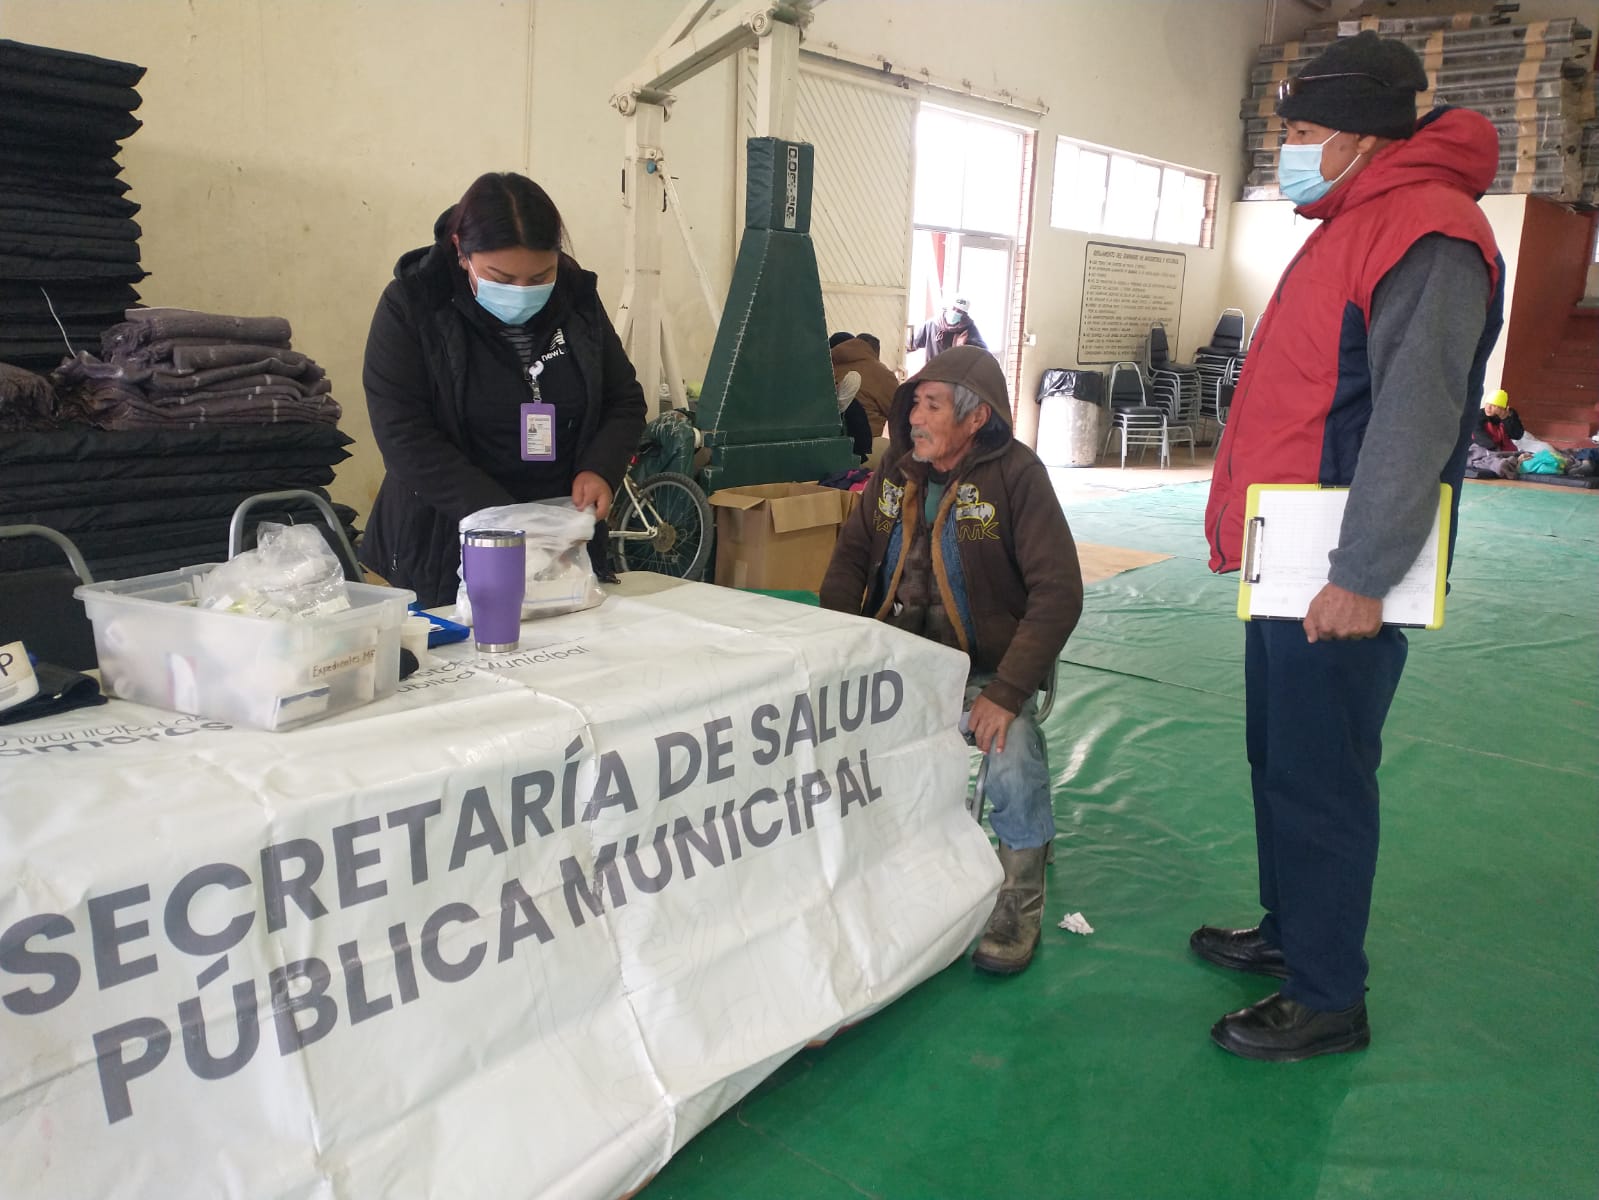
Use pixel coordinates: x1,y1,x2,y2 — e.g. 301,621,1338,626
1058,912,1094,936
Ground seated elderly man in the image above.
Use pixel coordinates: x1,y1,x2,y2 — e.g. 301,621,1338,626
820,345,1084,974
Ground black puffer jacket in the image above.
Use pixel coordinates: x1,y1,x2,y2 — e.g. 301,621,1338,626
359,209,646,606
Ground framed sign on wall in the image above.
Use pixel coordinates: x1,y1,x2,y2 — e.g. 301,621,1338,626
1076,241,1186,364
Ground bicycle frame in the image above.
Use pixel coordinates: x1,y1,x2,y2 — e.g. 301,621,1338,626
608,473,660,544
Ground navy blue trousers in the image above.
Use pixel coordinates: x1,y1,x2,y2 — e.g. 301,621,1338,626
1245,619,1408,1011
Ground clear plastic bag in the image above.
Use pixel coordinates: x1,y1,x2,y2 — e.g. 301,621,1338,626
197,522,350,619
455,498,604,622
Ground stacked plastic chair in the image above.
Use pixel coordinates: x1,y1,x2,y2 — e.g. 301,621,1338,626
1148,373,1199,463
1147,321,1198,377
1146,321,1205,443
1100,361,1192,468
1193,308,1249,433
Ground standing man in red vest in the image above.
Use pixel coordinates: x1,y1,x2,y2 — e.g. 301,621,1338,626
1196,33,1504,1061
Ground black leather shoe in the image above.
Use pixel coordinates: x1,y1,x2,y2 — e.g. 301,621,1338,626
1189,925,1288,979
1210,992,1370,1062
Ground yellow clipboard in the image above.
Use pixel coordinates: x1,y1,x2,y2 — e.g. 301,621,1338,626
1236,483,1452,629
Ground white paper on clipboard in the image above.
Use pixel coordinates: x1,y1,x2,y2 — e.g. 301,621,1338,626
1237,483,1451,629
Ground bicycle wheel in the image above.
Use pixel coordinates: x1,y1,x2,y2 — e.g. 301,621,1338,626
617,471,713,580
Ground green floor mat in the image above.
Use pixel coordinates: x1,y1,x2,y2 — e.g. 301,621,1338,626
742,588,821,606
645,481,1598,1199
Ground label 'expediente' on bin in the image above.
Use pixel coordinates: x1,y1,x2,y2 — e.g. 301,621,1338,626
309,647,378,681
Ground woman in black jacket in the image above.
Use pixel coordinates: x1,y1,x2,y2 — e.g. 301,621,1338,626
360,172,646,606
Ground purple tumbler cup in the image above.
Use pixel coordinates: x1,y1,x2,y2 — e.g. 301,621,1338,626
461,528,526,652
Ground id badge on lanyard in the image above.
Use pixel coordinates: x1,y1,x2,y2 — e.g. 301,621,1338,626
519,358,557,462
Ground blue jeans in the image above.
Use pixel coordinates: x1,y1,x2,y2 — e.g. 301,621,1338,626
963,679,1054,850
1245,620,1408,1011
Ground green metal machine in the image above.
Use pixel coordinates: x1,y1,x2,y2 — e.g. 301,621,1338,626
693,138,857,492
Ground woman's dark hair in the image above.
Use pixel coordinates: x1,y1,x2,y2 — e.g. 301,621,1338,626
828,331,854,349
447,172,566,256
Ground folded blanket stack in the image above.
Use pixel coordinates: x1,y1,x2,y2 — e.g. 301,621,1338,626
43,307,343,430
0,424,361,581
0,39,147,370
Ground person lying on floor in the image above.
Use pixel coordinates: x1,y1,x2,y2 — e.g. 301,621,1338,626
1519,446,1597,478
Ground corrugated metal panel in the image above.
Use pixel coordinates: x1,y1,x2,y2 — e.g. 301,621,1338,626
739,54,916,370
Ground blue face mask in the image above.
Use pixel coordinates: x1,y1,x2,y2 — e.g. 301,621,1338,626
468,263,554,325
1277,132,1358,207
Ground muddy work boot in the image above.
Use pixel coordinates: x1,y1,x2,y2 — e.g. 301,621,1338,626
973,843,1048,975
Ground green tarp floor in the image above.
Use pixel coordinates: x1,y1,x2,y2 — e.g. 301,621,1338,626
646,480,1598,1200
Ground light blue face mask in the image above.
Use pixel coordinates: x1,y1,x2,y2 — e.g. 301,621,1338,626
1277,132,1360,207
468,262,554,325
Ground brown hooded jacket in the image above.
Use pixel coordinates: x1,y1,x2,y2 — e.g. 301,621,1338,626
820,346,1084,714
828,337,899,436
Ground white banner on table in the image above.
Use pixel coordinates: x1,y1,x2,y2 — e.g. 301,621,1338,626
0,584,998,1199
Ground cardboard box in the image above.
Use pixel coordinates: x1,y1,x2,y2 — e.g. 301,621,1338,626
708,482,848,591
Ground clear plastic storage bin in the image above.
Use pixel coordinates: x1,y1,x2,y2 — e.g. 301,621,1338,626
75,565,416,731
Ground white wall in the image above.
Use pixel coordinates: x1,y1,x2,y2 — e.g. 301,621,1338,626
1,0,1270,502
524,3,738,406
1215,200,1310,330
1478,194,1530,391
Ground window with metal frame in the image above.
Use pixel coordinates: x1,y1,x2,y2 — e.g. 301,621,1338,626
1050,136,1217,249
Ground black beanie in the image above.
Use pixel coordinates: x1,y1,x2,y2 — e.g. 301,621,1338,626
1276,31,1428,140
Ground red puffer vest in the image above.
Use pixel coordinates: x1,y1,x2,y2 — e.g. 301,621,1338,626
1206,107,1503,573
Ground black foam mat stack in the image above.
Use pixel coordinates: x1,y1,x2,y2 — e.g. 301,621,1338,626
0,425,361,582
0,38,147,369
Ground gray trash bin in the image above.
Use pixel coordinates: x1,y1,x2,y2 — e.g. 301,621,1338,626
1034,369,1104,468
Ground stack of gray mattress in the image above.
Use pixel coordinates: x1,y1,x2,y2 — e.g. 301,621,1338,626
0,39,146,370
1241,14,1595,201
